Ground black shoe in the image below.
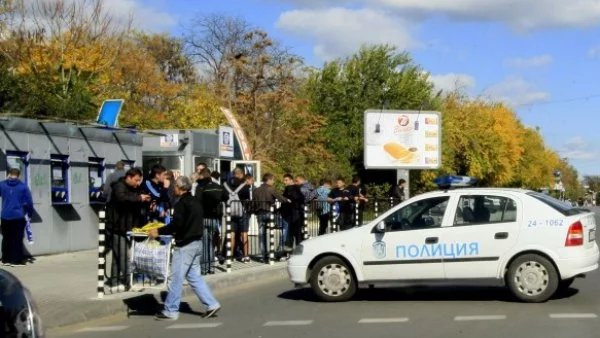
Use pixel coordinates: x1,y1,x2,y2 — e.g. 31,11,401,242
204,307,221,318
155,312,177,321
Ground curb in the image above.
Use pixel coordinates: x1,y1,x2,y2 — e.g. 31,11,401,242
44,264,288,330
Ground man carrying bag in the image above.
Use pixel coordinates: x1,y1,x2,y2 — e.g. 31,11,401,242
154,176,221,320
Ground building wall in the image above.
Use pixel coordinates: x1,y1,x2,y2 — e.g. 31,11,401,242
0,118,142,255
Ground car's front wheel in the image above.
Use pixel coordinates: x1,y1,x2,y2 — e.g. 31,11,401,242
507,254,559,303
310,256,356,302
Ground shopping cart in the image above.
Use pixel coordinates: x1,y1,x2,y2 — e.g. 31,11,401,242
127,232,173,290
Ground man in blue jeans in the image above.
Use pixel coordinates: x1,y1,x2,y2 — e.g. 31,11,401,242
154,176,221,320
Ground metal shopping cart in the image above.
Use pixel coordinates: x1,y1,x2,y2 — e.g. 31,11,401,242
127,232,173,290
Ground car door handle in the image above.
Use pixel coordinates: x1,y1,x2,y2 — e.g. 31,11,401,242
495,232,509,240
425,237,439,244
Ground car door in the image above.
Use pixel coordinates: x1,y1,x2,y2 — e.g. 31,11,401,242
442,193,521,279
360,195,452,281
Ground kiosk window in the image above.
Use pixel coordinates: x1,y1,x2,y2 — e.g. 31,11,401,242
6,151,29,185
51,154,70,204
89,157,105,203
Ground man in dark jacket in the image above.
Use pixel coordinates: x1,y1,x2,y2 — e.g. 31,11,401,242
349,175,369,227
282,174,304,251
254,173,290,260
328,177,354,231
195,168,227,274
155,176,221,320
106,168,149,290
0,168,34,266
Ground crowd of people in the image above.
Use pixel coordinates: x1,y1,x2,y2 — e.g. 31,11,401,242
0,159,409,320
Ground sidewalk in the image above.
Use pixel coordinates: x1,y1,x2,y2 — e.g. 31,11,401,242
3,250,288,329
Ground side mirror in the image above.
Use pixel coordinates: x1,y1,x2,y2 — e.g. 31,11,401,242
375,221,386,233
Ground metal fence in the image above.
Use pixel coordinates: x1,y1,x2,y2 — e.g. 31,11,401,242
97,197,402,297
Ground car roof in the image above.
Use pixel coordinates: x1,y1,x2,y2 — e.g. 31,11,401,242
419,187,532,197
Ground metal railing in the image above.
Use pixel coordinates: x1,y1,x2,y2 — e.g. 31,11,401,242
97,197,402,296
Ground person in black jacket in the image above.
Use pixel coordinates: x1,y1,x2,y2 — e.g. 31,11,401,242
155,176,221,320
106,168,150,290
282,174,304,251
195,168,227,274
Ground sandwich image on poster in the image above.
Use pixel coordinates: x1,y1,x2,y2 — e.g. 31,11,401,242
363,110,441,169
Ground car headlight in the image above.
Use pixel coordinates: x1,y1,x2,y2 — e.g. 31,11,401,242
292,245,303,256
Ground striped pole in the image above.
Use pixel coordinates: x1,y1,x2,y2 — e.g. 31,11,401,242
390,197,394,209
97,209,106,299
331,206,338,233
225,205,232,273
374,200,379,218
303,204,309,240
355,202,359,227
268,203,275,265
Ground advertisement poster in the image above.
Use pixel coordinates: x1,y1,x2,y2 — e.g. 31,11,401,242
219,125,234,158
364,110,442,169
159,134,179,148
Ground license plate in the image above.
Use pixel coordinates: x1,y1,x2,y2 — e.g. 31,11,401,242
590,229,596,242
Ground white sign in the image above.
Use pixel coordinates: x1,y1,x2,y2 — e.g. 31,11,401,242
160,134,179,148
364,110,442,169
219,125,234,158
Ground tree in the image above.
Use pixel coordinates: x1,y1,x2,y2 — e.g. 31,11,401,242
183,13,252,91
225,29,334,180
0,0,131,120
304,44,441,173
134,32,197,84
583,175,600,192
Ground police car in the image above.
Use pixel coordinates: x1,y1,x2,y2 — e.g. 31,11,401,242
287,176,599,303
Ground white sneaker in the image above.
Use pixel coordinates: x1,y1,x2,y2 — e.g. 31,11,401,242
130,284,145,292
109,284,126,293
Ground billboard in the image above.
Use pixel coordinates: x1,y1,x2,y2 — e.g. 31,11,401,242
96,99,124,127
218,125,234,158
364,110,442,169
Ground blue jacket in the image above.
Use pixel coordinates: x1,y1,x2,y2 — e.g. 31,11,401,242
0,178,34,220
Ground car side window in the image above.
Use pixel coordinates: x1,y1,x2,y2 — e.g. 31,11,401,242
454,195,517,226
384,196,450,232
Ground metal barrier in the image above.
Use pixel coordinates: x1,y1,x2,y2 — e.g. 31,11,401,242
97,196,404,296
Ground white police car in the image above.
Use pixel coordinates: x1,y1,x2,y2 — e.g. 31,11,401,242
287,176,599,303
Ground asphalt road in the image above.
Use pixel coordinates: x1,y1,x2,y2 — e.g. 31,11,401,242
51,208,600,338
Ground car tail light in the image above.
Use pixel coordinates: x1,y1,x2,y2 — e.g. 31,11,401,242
565,221,584,246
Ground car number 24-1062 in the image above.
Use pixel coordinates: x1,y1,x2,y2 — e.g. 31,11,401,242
527,219,564,228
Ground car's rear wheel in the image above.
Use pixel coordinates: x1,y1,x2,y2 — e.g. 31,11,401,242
507,254,559,303
310,256,356,302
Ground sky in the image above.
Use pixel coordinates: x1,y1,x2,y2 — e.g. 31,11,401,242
120,0,600,177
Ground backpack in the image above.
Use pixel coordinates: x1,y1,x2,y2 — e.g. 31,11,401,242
223,182,246,218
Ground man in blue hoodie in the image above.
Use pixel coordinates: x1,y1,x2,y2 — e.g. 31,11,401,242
0,168,34,266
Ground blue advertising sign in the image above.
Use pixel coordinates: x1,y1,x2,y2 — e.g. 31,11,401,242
96,99,124,127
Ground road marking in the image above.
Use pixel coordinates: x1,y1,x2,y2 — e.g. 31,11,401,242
549,313,598,319
454,315,506,321
166,323,223,329
358,318,409,324
263,320,313,327
77,326,129,332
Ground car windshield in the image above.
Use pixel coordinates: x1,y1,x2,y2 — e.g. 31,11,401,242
527,192,585,216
